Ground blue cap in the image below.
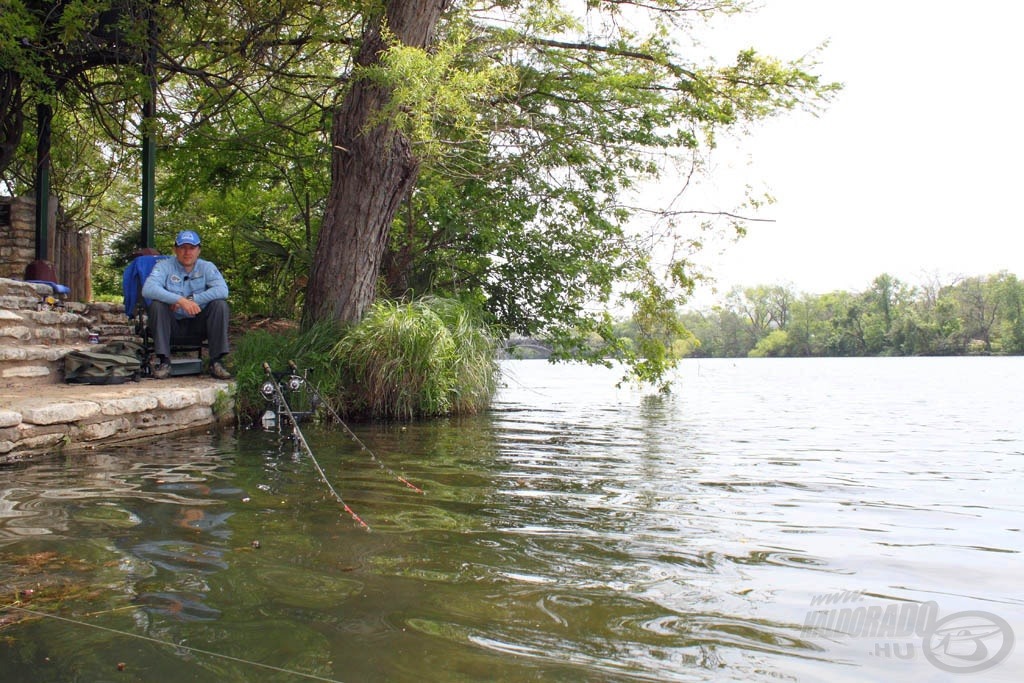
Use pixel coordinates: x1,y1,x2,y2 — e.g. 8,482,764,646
175,230,201,246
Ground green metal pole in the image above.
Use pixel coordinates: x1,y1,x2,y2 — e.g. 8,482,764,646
141,101,155,249
34,103,52,261
140,4,158,250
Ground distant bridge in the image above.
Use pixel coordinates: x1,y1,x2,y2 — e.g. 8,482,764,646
502,338,553,355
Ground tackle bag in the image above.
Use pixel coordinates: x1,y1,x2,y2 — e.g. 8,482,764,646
64,340,146,385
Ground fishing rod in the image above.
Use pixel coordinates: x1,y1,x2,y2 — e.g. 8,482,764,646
262,363,370,531
283,361,424,495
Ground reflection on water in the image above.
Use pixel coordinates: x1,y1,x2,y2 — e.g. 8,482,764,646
0,358,1021,682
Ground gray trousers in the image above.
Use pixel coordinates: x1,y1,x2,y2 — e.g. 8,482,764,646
148,298,230,360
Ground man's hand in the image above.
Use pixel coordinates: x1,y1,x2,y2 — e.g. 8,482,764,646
173,297,202,317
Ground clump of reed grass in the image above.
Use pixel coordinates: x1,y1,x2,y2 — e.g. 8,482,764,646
332,296,499,420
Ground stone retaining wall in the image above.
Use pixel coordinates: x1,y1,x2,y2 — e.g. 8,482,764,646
0,379,234,463
0,195,92,300
0,196,39,280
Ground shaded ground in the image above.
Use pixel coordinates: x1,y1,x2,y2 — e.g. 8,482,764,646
229,315,299,345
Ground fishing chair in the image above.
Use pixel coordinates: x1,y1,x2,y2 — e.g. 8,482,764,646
122,253,207,377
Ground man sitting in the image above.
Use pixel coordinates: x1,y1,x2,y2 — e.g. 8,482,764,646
141,230,232,379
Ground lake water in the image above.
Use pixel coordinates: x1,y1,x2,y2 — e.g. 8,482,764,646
0,357,1021,682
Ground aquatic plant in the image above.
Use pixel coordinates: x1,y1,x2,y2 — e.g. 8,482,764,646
331,296,499,420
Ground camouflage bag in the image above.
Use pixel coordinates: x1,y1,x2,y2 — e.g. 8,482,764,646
64,340,146,385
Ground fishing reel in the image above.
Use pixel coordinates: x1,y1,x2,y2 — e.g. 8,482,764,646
260,361,321,430
259,379,278,400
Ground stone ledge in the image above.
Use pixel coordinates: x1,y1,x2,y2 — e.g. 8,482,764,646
0,377,235,461
0,344,103,385
0,343,82,362
1,364,55,381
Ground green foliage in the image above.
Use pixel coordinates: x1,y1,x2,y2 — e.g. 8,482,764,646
361,18,515,156
4,0,840,392
359,2,837,388
211,386,234,419
330,296,498,420
748,329,791,358
683,271,1024,358
612,265,697,391
0,0,154,179
231,320,344,421
3,0,340,319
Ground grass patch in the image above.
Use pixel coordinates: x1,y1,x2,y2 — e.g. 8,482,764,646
232,297,499,422
232,319,345,422
332,297,499,420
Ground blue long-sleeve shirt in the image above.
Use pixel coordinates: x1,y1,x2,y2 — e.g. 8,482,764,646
141,257,229,319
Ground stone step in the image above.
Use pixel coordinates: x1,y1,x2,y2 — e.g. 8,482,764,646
0,311,94,344
0,338,150,386
0,278,138,386
0,279,79,308
95,323,135,338
0,376,235,461
0,344,82,385
0,294,51,311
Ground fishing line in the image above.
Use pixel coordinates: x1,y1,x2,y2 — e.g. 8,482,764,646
287,361,424,495
497,362,550,399
0,603,344,683
264,364,370,531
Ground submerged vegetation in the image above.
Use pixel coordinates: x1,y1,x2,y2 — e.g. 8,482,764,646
233,297,498,422
0,550,107,634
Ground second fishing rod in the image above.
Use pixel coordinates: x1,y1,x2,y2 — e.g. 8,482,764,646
261,362,424,529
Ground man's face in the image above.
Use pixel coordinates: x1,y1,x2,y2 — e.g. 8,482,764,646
175,243,200,269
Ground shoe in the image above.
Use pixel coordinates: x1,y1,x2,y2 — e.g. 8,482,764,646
209,359,232,380
152,360,171,379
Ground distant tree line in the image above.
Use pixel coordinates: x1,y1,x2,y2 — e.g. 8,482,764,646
669,272,1024,358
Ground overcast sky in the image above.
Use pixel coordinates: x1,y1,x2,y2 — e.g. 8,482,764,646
673,0,1024,305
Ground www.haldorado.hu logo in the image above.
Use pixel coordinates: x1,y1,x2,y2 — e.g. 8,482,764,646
802,590,1015,674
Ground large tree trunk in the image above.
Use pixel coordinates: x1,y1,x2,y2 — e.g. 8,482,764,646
305,0,452,326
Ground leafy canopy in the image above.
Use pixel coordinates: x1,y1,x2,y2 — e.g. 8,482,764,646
1,0,839,389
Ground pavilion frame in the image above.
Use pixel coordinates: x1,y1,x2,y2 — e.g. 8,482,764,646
28,0,159,283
